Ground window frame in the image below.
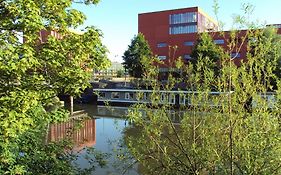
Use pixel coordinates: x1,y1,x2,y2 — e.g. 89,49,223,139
111,92,120,99
158,55,167,60
214,39,225,45
125,92,134,100
231,52,241,58
184,41,194,46
157,42,168,48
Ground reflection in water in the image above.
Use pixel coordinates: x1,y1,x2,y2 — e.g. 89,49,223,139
49,104,188,174
72,104,139,175
48,118,96,150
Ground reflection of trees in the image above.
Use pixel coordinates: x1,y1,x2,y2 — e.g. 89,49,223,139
122,109,189,174
124,111,207,174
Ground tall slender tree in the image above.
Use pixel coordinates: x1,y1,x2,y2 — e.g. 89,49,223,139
122,33,152,78
190,32,224,75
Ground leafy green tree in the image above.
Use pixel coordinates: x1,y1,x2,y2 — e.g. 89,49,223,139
190,32,224,76
116,69,125,78
122,33,152,78
252,27,281,86
0,0,109,174
123,7,281,175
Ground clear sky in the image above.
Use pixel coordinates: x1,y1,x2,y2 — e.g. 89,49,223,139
72,0,281,63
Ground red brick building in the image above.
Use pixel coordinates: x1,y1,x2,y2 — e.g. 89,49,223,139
138,7,281,72
38,30,62,43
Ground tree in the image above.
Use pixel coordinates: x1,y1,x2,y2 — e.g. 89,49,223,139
0,0,109,174
122,33,152,78
254,27,281,86
123,9,281,175
116,69,125,78
190,32,224,76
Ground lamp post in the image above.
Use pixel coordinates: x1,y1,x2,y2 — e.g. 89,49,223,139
114,55,118,78
124,67,127,87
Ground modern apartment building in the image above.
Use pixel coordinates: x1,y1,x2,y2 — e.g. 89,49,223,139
138,7,281,73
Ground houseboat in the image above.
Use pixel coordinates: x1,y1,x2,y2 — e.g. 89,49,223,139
93,88,234,108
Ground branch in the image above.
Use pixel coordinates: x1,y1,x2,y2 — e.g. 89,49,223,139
165,109,198,174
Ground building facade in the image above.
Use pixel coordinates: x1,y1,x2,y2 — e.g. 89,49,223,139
138,7,281,72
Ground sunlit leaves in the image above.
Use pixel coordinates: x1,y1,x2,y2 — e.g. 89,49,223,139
0,0,108,173
125,14,281,175
123,33,152,78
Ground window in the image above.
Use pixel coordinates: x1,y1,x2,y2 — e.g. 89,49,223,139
136,92,148,101
179,94,185,105
169,94,175,104
184,41,194,46
214,39,224,44
157,42,167,48
160,93,167,103
158,56,167,60
142,93,147,101
169,12,197,24
184,54,192,60
125,93,134,100
99,92,106,99
169,25,197,35
231,52,241,58
111,92,120,99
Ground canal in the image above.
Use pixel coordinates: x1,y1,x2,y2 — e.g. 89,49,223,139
51,104,140,175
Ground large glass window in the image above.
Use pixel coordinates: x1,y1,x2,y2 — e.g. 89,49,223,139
214,39,224,44
169,12,197,24
184,41,194,46
169,25,197,34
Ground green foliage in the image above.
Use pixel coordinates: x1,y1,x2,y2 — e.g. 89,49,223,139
0,0,109,174
124,13,281,175
259,27,281,80
122,33,152,78
190,32,224,77
116,69,125,78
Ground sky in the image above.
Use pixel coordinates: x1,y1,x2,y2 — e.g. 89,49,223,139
72,0,281,63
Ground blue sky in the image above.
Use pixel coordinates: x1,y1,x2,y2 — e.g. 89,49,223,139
73,0,281,63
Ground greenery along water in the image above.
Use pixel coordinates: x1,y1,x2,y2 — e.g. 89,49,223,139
123,27,281,175
0,0,110,174
1,0,280,174
67,104,188,175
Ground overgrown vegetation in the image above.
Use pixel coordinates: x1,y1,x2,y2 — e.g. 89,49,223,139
0,0,110,174
124,4,281,175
